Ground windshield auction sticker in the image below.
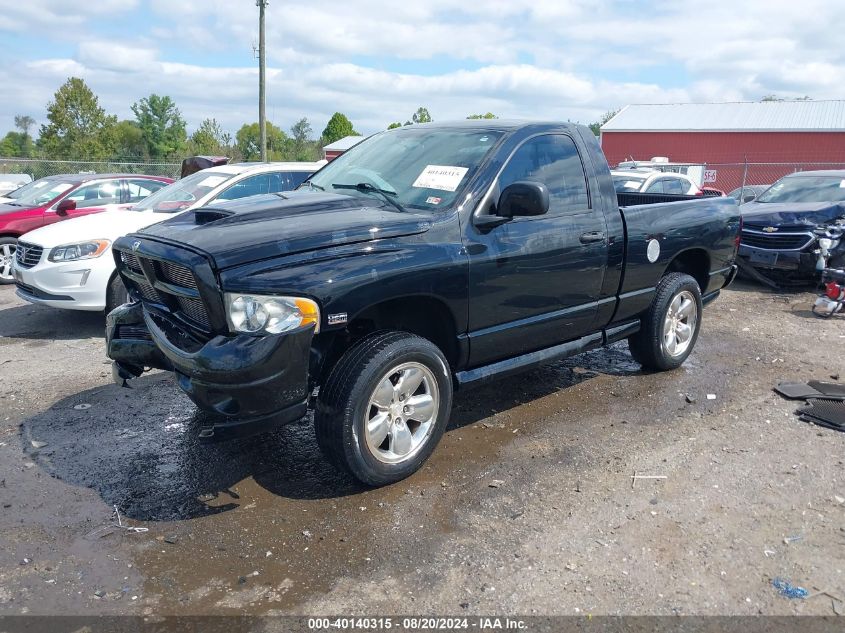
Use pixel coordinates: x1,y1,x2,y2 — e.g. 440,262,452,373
412,165,469,192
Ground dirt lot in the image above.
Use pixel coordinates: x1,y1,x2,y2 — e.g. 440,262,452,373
0,281,843,617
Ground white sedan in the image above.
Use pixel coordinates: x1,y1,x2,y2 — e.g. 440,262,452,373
13,161,325,312
611,170,701,195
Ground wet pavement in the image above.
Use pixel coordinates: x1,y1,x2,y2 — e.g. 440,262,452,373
1,282,844,616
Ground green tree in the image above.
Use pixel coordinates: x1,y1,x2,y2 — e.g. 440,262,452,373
0,132,29,157
588,109,619,137
287,117,320,161
113,120,147,159
236,121,287,160
131,94,187,159
321,112,358,144
189,118,229,156
466,112,498,119
412,107,432,124
38,77,117,159
13,115,36,156
387,122,402,130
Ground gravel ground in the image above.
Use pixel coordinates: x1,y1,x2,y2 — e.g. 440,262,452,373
0,281,843,617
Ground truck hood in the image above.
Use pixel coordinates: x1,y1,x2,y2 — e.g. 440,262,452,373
20,208,169,247
741,200,845,229
136,191,434,269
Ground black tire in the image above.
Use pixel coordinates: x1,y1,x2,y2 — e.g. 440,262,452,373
315,331,453,486
105,274,128,314
0,237,17,285
628,273,703,371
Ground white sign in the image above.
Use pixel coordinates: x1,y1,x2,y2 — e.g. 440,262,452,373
198,176,228,188
412,165,469,192
703,169,718,183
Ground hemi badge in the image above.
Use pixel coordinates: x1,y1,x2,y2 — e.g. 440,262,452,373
762,227,778,233
327,313,348,325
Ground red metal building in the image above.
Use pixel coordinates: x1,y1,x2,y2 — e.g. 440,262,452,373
600,101,845,192
323,135,364,161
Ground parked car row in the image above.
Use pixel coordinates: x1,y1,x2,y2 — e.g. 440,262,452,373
5,161,325,311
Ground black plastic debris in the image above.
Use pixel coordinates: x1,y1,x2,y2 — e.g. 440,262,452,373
776,380,845,433
775,382,824,400
799,399,845,432
807,381,845,398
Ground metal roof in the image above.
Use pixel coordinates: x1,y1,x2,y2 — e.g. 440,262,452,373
601,101,845,132
323,135,366,151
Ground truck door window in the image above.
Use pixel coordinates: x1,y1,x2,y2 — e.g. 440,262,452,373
498,134,589,214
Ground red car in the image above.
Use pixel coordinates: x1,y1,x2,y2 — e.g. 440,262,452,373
0,173,173,283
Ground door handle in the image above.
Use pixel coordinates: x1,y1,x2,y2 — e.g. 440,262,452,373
580,231,606,244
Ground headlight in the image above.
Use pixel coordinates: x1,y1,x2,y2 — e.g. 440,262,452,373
48,240,111,262
224,293,320,335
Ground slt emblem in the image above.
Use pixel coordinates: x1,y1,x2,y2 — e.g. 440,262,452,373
762,227,778,233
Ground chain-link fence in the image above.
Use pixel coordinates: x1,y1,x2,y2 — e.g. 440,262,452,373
704,161,845,195
0,157,182,180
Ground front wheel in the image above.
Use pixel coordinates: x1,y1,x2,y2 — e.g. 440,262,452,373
628,272,702,371
315,331,453,486
0,237,17,285
105,274,128,314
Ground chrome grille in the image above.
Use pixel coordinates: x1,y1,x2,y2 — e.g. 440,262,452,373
115,247,211,332
176,296,210,328
157,261,197,289
135,279,160,303
740,230,814,251
119,251,145,275
15,242,43,268
115,325,153,341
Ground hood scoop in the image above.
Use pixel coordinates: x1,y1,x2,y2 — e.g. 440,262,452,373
193,208,235,225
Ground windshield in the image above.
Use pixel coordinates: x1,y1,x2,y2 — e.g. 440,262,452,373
133,169,239,213
756,176,845,204
306,128,505,210
8,178,76,207
612,175,646,192
5,179,40,200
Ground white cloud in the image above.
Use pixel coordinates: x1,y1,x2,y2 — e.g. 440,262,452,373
0,0,844,140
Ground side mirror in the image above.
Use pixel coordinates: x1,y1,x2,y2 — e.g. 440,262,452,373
742,194,755,203
55,199,77,216
498,181,550,218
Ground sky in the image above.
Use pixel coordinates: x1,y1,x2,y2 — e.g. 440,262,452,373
0,0,844,139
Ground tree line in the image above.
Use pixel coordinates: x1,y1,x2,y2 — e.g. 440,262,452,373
1,75,628,163
0,77,366,163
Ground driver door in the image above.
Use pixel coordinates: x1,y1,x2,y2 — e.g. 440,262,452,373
464,134,609,367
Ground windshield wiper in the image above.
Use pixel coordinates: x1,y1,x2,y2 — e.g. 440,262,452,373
332,182,405,213
301,180,325,191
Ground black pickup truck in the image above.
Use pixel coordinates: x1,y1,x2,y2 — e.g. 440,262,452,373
107,121,740,486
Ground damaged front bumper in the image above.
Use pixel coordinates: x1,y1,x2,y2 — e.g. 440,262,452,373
106,301,313,440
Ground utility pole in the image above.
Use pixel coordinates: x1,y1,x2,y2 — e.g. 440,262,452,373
257,0,268,162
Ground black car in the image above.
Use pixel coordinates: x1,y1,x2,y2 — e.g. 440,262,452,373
738,171,845,282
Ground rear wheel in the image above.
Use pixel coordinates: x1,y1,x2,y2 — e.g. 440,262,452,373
105,274,128,314
628,273,702,371
315,331,453,486
0,237,17,285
